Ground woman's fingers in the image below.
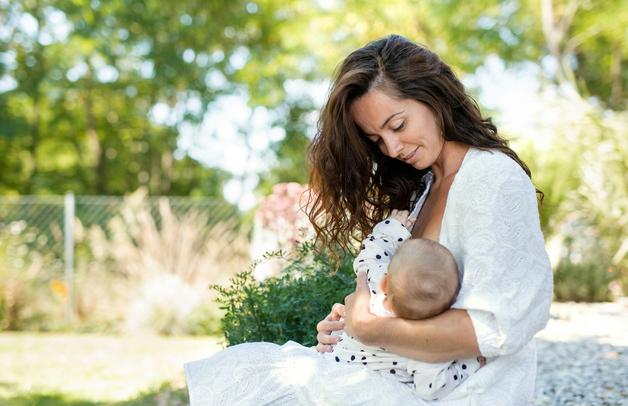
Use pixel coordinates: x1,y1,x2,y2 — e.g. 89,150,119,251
316,343,334,353
315,320,344,353
315,304,346,353
316,319,344,335
316,330,342,347
330,303,345,320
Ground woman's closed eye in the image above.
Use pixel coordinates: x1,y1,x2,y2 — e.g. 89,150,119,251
367,121,403,144
392,121,405,132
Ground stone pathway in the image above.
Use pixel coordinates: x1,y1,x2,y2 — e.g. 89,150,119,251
534,299,628,405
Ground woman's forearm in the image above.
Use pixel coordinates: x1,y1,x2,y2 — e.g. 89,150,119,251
359,309,481,363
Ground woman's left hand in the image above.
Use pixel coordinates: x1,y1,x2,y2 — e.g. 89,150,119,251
343,271,379,345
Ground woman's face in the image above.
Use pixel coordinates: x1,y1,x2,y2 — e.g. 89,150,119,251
351,89,444,170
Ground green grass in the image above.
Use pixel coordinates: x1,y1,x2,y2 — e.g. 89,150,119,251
0,332,224,405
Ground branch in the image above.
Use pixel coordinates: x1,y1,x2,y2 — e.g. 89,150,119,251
540,0,582,88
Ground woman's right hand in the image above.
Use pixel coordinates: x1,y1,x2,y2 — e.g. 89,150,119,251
315,303,345,353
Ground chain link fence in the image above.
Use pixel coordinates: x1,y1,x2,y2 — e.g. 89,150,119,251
0,193,252,331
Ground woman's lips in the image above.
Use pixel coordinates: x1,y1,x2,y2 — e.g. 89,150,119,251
401,146,419,163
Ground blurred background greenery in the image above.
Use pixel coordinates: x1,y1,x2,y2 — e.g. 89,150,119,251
0,0,626,404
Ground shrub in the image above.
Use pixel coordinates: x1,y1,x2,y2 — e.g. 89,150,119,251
553,259,616,302
211,241,356,347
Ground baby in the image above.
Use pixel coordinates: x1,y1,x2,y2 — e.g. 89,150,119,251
326,210,481,401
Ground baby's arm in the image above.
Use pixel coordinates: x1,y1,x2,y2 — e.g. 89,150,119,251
353,211,412,299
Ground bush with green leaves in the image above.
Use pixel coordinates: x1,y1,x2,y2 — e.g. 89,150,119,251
211,241,356,347
553,259,617,302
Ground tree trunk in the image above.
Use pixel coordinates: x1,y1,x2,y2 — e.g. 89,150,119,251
83,71,105,194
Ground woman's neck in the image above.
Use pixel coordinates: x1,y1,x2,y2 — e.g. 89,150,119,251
430,141,469,186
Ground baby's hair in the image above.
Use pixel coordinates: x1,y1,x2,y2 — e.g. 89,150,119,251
387,239,459,320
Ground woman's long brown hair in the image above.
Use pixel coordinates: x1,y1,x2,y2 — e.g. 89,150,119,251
307,34,540,257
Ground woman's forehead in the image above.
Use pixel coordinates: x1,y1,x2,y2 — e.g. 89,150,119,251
351,90,406,131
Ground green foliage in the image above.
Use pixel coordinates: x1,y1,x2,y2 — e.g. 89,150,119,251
212,241,355,347
186,303,225,337
0,0,241,196
1,0,626,200
553,259,616,302
518,138,582,236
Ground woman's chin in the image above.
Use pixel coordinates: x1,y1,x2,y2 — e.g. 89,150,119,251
408,160,429,171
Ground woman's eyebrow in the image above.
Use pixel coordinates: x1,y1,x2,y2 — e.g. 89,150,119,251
379,111,404,129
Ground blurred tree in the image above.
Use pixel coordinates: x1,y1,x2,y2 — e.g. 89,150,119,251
529,0,627,110
0,0,625,202
0,0,245,196
256,100,314,195
251,0,627,193
513,0,627,269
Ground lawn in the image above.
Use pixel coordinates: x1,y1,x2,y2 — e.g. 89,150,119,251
0,332,224,405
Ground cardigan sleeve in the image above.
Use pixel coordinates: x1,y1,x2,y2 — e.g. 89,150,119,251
450,153,553,358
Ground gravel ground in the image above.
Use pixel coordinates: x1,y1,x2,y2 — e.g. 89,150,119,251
534,298,628,405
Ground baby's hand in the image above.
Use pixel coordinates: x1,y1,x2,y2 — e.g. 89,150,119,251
390,209,415,230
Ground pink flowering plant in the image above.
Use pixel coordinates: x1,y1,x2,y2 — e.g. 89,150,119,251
254,182,314,251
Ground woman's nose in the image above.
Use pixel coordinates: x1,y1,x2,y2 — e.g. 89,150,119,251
381,134,402,158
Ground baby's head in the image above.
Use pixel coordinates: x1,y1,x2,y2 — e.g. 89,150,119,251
381,239,459,320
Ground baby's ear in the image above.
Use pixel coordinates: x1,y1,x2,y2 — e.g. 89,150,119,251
380,274,389,294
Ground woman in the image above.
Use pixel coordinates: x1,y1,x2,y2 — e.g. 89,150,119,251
185,34,552,405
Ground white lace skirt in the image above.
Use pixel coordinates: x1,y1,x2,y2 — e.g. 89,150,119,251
184,340,428,405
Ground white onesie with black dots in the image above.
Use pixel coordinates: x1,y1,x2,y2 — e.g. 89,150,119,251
325,173,480,401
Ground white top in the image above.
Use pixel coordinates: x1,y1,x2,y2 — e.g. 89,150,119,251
184,148,553,405
434,148,553,402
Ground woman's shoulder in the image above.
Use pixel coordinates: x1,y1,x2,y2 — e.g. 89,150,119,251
450,148,536,208
462,148,530,183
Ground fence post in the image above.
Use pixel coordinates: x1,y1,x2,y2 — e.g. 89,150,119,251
64,192,75,323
